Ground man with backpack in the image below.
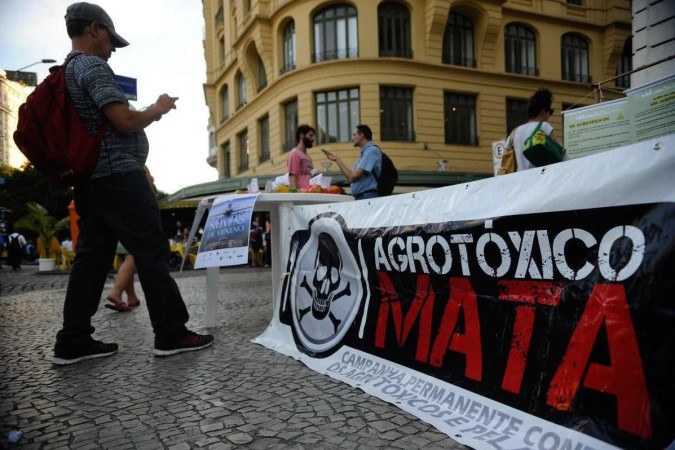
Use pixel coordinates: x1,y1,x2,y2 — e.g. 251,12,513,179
46,2,213,366
325,124,392,200
7,230,27,271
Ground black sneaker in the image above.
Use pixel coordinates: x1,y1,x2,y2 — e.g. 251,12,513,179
153,330,214,357
53,340,118,366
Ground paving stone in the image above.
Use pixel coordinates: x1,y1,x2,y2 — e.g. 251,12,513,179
0,266,466,449
226,432,254,444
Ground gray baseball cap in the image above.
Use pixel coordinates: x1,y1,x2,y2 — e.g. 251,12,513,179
65,2,129,48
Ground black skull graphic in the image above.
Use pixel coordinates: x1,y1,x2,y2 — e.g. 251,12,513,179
300,232,351,325
290,215,363,356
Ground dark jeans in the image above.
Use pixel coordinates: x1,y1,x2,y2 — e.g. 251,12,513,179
56,170,189,347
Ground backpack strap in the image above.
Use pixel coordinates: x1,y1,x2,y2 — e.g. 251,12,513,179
370,144,383,179
525,121,544,148
63,51,109,138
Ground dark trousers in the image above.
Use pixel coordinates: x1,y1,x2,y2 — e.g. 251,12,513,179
56,170,189,347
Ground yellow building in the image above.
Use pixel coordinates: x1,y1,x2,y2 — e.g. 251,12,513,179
195,0,631,196
0,70,30,169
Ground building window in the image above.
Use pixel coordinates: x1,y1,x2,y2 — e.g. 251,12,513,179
238,130,248,172
284,99,298,151
444,93,477,145
380,87,414,141
316,88,360,144
215,7,224,27
566,0,582,5
506,99,528,135
313,5,358,62
505,24,537,76
443,13,475,67
220,85,229,122
616,38,632,88
378,2,412,58
218,37,225,66
222,142,231,178
258,56,267,91
282,20,296,74
561,33,590,83
259,115,270,162
237,72,247,109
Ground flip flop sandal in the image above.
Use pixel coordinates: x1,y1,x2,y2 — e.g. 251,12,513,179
105,302,131,312
127,301,141,308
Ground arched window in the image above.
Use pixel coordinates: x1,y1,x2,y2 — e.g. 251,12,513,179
616,38,632,88
282,20,296,74
443,13,474,67
258,56,267,91
561,33,590,82
220,85,229,122
236,72,247,108
378,2,411,58
313,4,358,62
238,129,248,172
505,24,537,76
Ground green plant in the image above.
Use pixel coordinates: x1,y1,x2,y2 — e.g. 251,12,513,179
14,202,70,259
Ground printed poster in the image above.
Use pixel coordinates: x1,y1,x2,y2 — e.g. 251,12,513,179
562,98,631,159
626,74,675,142
194,193,258,269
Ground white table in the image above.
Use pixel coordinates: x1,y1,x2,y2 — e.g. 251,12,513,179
201,193,354,327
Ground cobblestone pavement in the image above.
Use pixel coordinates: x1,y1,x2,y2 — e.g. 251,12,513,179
0,265,466,449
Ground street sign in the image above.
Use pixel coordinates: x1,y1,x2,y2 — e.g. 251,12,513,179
115,75,137,101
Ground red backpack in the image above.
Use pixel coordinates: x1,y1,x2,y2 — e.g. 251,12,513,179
13,53,107,187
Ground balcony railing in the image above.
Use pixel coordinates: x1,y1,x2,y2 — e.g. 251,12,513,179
442,56,477,68
379,49,413,59
562,72,592,83
506,65,539,76
312,48,358,63
279,62,296,75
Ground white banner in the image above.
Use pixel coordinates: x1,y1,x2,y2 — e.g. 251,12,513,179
254,134,675,450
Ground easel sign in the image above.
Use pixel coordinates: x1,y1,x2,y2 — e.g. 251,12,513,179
193,193,259,269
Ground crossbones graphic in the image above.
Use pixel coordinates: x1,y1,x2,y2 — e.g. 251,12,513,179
298,232,351,332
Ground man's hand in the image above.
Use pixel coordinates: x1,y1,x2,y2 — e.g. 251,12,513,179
322,148,337,162
104,93,179,133
154,94,178,117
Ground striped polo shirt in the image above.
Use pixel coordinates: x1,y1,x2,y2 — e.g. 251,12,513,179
65,52,149,178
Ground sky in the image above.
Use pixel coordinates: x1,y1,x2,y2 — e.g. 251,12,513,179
0,0,218,194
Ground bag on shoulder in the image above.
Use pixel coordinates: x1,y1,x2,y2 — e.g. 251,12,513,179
375,147,398,196
522,122,565,167
13,53,107,187
497,129,517,176
8,236,22,255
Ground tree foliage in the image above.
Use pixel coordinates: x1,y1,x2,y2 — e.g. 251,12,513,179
14,202,70,258
0,164,72,229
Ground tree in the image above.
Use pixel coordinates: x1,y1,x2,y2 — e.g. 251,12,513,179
14,202,70,258
0,163,72,228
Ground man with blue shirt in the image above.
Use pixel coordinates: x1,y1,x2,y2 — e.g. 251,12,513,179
325,125,382,200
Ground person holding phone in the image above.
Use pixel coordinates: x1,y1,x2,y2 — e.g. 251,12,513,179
53,2,213,366
323,124,382,200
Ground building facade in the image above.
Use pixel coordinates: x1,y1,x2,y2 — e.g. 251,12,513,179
0,70,30,169
200,0,631,192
